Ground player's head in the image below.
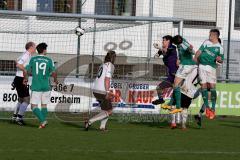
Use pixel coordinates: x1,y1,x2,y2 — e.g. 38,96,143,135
209,29,220,43
36,43,48,55
162,35,173,48
104,50,116,64
25,41,36,54
172,35,183,45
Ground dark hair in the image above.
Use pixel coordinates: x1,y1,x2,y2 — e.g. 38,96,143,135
172,35,183,45
104,50,116,64
25,41,35,50
162,35,173,44
36,43,48,54
218,38,222,44
210,29,220,37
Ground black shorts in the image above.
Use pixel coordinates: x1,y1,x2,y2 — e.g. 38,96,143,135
172,93,192,109
158,80,173,89
93,92,113,111
13,76,30,98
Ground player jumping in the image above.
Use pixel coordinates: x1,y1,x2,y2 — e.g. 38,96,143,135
85,50,116,131
152,35,178,106
164,35,198,114
170,67,200,130
24,43,58,129
194,29,224,120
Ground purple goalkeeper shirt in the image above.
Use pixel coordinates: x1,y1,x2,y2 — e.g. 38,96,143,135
162,44,178,83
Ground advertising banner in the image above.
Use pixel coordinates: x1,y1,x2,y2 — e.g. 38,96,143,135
0,76,239,115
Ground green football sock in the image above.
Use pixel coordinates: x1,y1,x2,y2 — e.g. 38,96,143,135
210,89,217,111
168,95,175,106
201,89,209,107
32,107,44,123
41,107,48,121
174,87,181,109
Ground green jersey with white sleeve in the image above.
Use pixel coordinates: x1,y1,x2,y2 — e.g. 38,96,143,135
198,40,224,68
178,38,196,65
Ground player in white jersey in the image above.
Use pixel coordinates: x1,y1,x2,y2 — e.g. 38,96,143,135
85,50,116,131
169,67,200,130
11,42,36,125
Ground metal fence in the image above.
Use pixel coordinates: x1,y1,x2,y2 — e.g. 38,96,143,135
0,0,239,82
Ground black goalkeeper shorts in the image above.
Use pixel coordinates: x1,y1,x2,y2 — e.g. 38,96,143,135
13,76,30,98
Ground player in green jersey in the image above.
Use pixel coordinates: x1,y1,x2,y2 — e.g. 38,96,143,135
194,29,224,119
163,35,198,114
24,43,58,128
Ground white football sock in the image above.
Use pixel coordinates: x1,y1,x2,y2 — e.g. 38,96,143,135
181,109,188,126
171,113,176,124
198,112,202,117
176,112,181,124
13,102,21,115
100,117,109,129
89,111,108,125
18,102,29,116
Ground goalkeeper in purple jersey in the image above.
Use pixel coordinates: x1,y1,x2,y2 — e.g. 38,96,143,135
152,35,178,106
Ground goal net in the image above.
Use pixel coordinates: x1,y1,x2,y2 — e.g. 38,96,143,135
0,11,182,122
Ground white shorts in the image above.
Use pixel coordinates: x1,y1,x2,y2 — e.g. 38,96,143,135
199,64,216,84
31,91,51,105
176,65,198,79
180,67,198,98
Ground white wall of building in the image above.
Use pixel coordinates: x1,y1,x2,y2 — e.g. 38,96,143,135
0,0,240,58
22,0,37,11
81,0,95,14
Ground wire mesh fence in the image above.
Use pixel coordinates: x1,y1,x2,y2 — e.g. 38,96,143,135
0,9,183,121
0,0,239,81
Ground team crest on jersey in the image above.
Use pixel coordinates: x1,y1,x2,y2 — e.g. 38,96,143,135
205,49,215,57
215,48,219,52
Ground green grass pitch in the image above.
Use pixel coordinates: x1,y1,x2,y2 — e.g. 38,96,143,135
0,115,240,160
